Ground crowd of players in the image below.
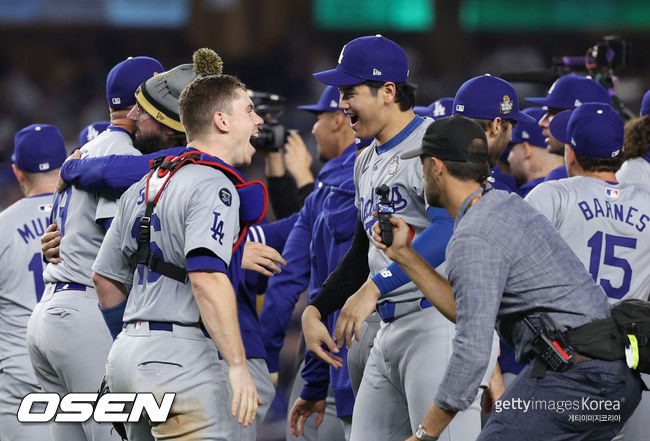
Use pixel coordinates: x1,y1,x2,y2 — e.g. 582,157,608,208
0,34,649,441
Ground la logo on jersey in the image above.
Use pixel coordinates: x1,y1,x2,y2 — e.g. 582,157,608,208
17,392,175,423
606,188,620,200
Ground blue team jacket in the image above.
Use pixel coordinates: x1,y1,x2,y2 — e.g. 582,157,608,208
259,143,358,372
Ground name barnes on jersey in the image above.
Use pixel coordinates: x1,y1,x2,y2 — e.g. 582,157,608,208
577,194,649,233
16,204,51,244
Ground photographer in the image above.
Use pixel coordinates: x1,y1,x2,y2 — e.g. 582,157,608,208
374,115,641,441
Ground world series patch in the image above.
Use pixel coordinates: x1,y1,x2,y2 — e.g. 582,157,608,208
219,188,232,206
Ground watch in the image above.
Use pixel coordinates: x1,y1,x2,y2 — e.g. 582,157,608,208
415,424,439,441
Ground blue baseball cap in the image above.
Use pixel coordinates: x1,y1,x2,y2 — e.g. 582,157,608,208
548,110,573,145
297,86,341,113
567,103,623,158
509,108,547,147
641,90,650,117
453,75,536,123
526,74,611,110
12,124,67,173
313,35,409,87
78,121,110,147
414,97,454,120
106,56,163,109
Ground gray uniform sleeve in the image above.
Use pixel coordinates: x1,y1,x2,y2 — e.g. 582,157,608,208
93,194,132,285
524,181,565,227
183,175,239,265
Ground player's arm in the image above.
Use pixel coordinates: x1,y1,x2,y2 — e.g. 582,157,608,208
189,270,258,426
60,146,184,195
309,215,370,316
371,207,453,296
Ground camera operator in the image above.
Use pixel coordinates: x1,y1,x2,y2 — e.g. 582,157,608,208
376,115,642,441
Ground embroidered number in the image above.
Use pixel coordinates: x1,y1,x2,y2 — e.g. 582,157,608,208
587,231,636,299
211,212,224,245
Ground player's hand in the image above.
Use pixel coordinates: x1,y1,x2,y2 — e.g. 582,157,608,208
288,397,326,437
301,305,343,369
41,223,61,264
284,132,314,188
242,241,286,277
227,364,262,427
483,364,505,413
371,214,413,263
269,371,279,388
334,281,381,349
56,149,81,193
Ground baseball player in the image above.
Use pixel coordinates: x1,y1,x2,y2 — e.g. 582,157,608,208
301,35,483,441
525,74,611,182
616,113,650,187
527,104,650,441
25,56,163,441
257,85,359,441
0,124,66,441
506,107,563,197
92,72,262,441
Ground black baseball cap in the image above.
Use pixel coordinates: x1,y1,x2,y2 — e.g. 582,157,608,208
401,115,488,162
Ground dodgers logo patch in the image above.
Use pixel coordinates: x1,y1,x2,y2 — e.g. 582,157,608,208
219,188,232,206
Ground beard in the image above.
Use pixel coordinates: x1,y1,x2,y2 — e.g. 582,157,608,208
133,134,165,155
488,131,510,168
424,175,443,209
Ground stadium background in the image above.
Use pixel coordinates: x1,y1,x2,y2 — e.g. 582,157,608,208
1,1,649,438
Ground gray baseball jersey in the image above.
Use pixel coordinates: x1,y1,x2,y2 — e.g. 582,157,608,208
616,157,650,189
354,116,432,302
526,176,650,301
43,127,139,286
93,163,239,323
0,193,52,382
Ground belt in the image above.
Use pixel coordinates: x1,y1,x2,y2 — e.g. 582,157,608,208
123,321,210,338
376,298,433,323
54,282,87,292
572,352,592,364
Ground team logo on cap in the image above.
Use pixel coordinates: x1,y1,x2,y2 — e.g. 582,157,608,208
500,95,513,114
338,45,347,64
433,101,447,117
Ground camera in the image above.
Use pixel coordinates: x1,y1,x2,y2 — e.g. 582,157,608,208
247,89,289,152
376,185,395,247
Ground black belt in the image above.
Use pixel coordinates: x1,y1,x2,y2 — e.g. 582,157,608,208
123,321,209,338
54,282,87,292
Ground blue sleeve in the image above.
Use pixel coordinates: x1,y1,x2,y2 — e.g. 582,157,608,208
60,147,185,194
244,213,299,295
299,349,330,401
259,192,320,372
372,207,454,295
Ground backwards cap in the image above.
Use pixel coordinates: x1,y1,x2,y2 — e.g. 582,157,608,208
135,48,223,133
313,35,409,87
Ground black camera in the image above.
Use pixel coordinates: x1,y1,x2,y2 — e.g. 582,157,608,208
376,185,395,247
248,89,288,152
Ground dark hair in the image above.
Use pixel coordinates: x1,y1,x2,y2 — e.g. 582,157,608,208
623,116,650,160
574,153,624,173
470,117,516,131
442,138,490,183
364,80,417,111
178,74,246,141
